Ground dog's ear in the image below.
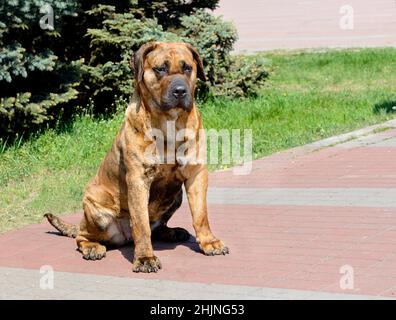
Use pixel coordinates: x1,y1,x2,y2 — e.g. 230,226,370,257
130,42,158,83
186,43,206,82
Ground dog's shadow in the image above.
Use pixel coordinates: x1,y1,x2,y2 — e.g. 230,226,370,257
118,234,201,263
46,230,201,263
46,231,65,237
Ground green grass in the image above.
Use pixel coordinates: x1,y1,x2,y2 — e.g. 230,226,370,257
1,48,396,233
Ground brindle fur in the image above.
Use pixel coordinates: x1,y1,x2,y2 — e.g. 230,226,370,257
45,42,229,273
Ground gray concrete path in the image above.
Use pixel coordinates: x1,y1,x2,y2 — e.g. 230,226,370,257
0,267,388,300
206,187,396,207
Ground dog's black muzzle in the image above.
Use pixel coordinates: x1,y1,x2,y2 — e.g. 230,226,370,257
161,76,193,111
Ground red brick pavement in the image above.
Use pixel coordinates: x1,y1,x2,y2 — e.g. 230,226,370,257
1,124,396,297
215,0,396,52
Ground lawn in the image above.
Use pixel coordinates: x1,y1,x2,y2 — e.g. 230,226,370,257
1,48,396,233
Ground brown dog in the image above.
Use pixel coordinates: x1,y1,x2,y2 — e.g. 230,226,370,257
45,42,229,273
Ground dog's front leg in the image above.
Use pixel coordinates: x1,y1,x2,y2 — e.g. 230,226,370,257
185,165,229,256
126,172,161,273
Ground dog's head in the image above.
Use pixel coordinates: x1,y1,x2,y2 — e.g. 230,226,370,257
131,42,205,112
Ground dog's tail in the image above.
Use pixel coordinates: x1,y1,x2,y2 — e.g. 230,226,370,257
44,213,79,238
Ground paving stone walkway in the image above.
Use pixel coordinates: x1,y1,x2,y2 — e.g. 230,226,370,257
215,0,396,52
1,120,396,299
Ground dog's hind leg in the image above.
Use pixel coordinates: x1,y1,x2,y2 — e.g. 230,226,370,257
151,189,190,242
76,188,122,260
76,207,108,260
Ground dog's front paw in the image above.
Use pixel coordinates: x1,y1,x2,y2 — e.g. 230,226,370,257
200,239,229,256
132,256,162,273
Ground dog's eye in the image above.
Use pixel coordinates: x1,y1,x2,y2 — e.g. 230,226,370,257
153,65,167,74
183,64,192,73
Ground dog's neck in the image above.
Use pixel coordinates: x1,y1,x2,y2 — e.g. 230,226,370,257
137,98,193,130
127,99,201,166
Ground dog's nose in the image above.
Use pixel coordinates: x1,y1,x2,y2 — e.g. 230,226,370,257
172,86,187,99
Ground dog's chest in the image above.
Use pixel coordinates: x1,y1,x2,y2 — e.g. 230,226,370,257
147,164,184,218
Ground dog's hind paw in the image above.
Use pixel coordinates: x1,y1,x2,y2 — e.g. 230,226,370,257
80,243,107,260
